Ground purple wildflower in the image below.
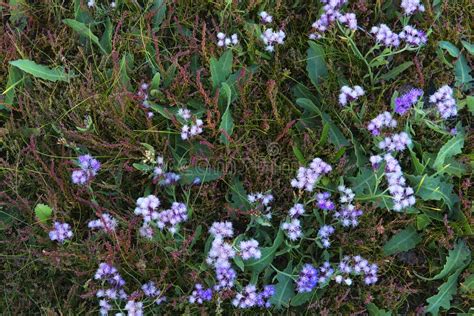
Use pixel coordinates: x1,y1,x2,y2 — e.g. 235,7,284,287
371,24,400,47
125,300,144,316
291,157,332,192
378,132,412,152
189,284,212,304
394,88,423,115
401,0,425,15
429,85,457,119
282,218,302,241
289,203,305,217
256,285,275,308
318,225,335,248
134,195,160,222
49,221,73,243
316,192,335,210
232,284,258,308
71,154,100,185
239,239,261,260
88,213,117,232
157,202,188,234
209,221,234,239
367,111,397,135
399,25,427,47
339,85,365,106
296,264,319,293
214,266,237,291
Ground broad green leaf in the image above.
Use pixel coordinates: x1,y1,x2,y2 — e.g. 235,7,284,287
383,226,422,256
433,133,464,171
454,54,474,90
438,41,460,57
349,167,377,196
417,240,471,281
270,261,295,309
306,41,328,87
3,65,23,108
210,50,233,89
290,291,313,306
416,213,432,230
228,177,251,210
378,61,413,82
99,18,113,54
132,163,153,172
63,19,106,54
219,83,234,144
151,0,167,31
34,203,52,223
179,167,222,184
461,40,474,55
407,175,459,211
460,274,474,293
119,54,132,91
150,72,161,90
296,98,349,147
425,269,461,315
149,103,176,120
292,145,306,165
367,303,392,316
9,59,72,82
245,230,283,275
353,139,368,169
443,160,467,177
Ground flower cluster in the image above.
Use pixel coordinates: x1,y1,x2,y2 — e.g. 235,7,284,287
259,11,273,24
209,221,234,239
256,285,275,308
152,156,180,186
138,83,154,119
142,281,167,305
71,154,101,185
49,221,73,243
206,237,236,269
384,154,416,211
334,186,363,228
338,85,365,106
95,263,126,287
318,262,335,283
157,202,188,234
217,32,239,48
309,0,357,39
134,195,160,223
94,263,128,314
232,284,275,309
290,157,332,192
378,132,412,152
398,25,427,47
316,192,335,210
318,225,335,248
189,284,212,304
296,264,319,293
367,111,397,136
261,28,286,52
370,24,400,47
400,0,425,15
282,218,303,241
125,300,144,316
394,88,423,115
247,192,274,206
239,239,261,260
88,213,117,232
429,85,457,119
180,112,204,140
289,203,305,217
215,266,237,291
335,256,379,285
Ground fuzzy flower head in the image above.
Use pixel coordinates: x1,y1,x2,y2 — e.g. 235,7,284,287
247,192,274,212
256,285,275,308
259,11,273,24
399,25,427,47
339,85,365,106
370,155,383,169
429,85,457,119
206,238,236,268
157,202,188,234
309,0,356,39
189,284,212,304
49,221,73,243
282,218,303,241
94,263,126,287
87,0,95,8
261,28,286,52
316,192,335,211
384,154,416,211
134,195,160,222
291,157,332,192
296,264,319,293
139,223,154,239
217,32,239,47
378,132,412,152
371,24,400,47
367,111,397,136
232,284,258,308
318,225,335,248
214,266,237,291
401,0,425,15
177,108,192,121
289,203,305,218
334,204,363,227
181,119,204,140
88,213,117,232
394,88,423,115
209,221,234,239
239,239,261,260
318,261,335,283
125,300,143,316
72,154,100,185
142,281,167,305
338,12,357,30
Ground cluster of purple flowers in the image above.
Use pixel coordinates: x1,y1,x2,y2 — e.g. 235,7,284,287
71,154,101,185
156,202,188,234
189,284,213,304
217,32,239,48
124,301,144,316
282,218,303,241
180,117,204,140
141,281,166,305
398,25,427,47
134,195,160,222
94,263,128,314
88,213,117,232
334,186,363,227
338,85,365,106
367,111,397,136
239,239,262,260
378,132,412,152
152,156,180,186
400,0,425,15
318,225,335,248
256,285,275,308
136,83,154,119
429,85,457,119
206,236,236,268
394,88,423,115
335,256,379,285
289,203,305,217
318,262,335,283
232,284,275,309
383,154,416,211
49,221,73,243
291,157,332,192
259,11,273,24
209,221,234,238
247,192,274,206
215,265,237,291
261,28,286,52
316,192,335,210
95,263,126,287
296,264,319,293
309,0,357,39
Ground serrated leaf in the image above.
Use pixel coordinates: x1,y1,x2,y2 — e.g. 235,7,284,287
179,167,221,184
219,83,234,144
378,61,413,82
63,19,106,54
245,230,283,275
407,175,459,211
270,260,295,309
228,177,251,210
34,203,52,223
296,98,349,147
99,18,113,54
461,40,474,55
383,226,422,256
367,303,392,316
454,54,474,90
9,59,72,82
306,41,328,87
425,269,461,315
290,291,314,306
210,50,233,89
438,41,460,57
433,133,464,171
417,240,471,281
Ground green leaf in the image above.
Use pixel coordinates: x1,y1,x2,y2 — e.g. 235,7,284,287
132,163,153,172
454,54,474,90
460,274,474,293
416,213,432,230
292,145,306,165
367,303,392,316
151,0,167,31
417,240,471,281
349,167,377,196
306,41,328,87
245,229,283,275
228,177,251,210
270,261,295,309
119,54,133,91
9,59,72,82
443,160,467,177
290,291,314,307
210,50,233,89
383,226,422,256
63,19,106,54
407,175,459,210
296,98,349,147
219,83,234,145
425,269,462,315
378,61,413,82
149,103,176,120
180,167,221,184
438,41,460,57
461,40,474,55
3,65,23,108
34,203,52,223
99,18,113,54
433,133,464,171
150,72,161,90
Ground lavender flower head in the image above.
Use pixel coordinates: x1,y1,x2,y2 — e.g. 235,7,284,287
189,284,212,304
384,154,416,211
399,25,427,47
125,300,144,316
394,88,423,115
206,237,236,268
318,225,335,248
401,0,425,15
247,192,274,206
367,111,397,136
94,263,126,287
296,264,319,293
217,32,238,47
157,202,188,234
88,213,117,232
214,266,237,291
256,285,275,308
289,203,305,218
134,195,160,223
181,119,204,140
334,204,363,227
142,281,166,305
282,218,302,241
261,28,286,52
209,221,234,239
309,0,357,39
316,192,335,210
139,223,154,239
370,155,383,169
49,221,73,243
232,284,258,308
371,24,400,47
71,154,100,185
259,11,273,24
339,85,365,106
429,85,457,119
378,132,412,152
239,239,261,260
318,261,334,283
291,157,332,192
